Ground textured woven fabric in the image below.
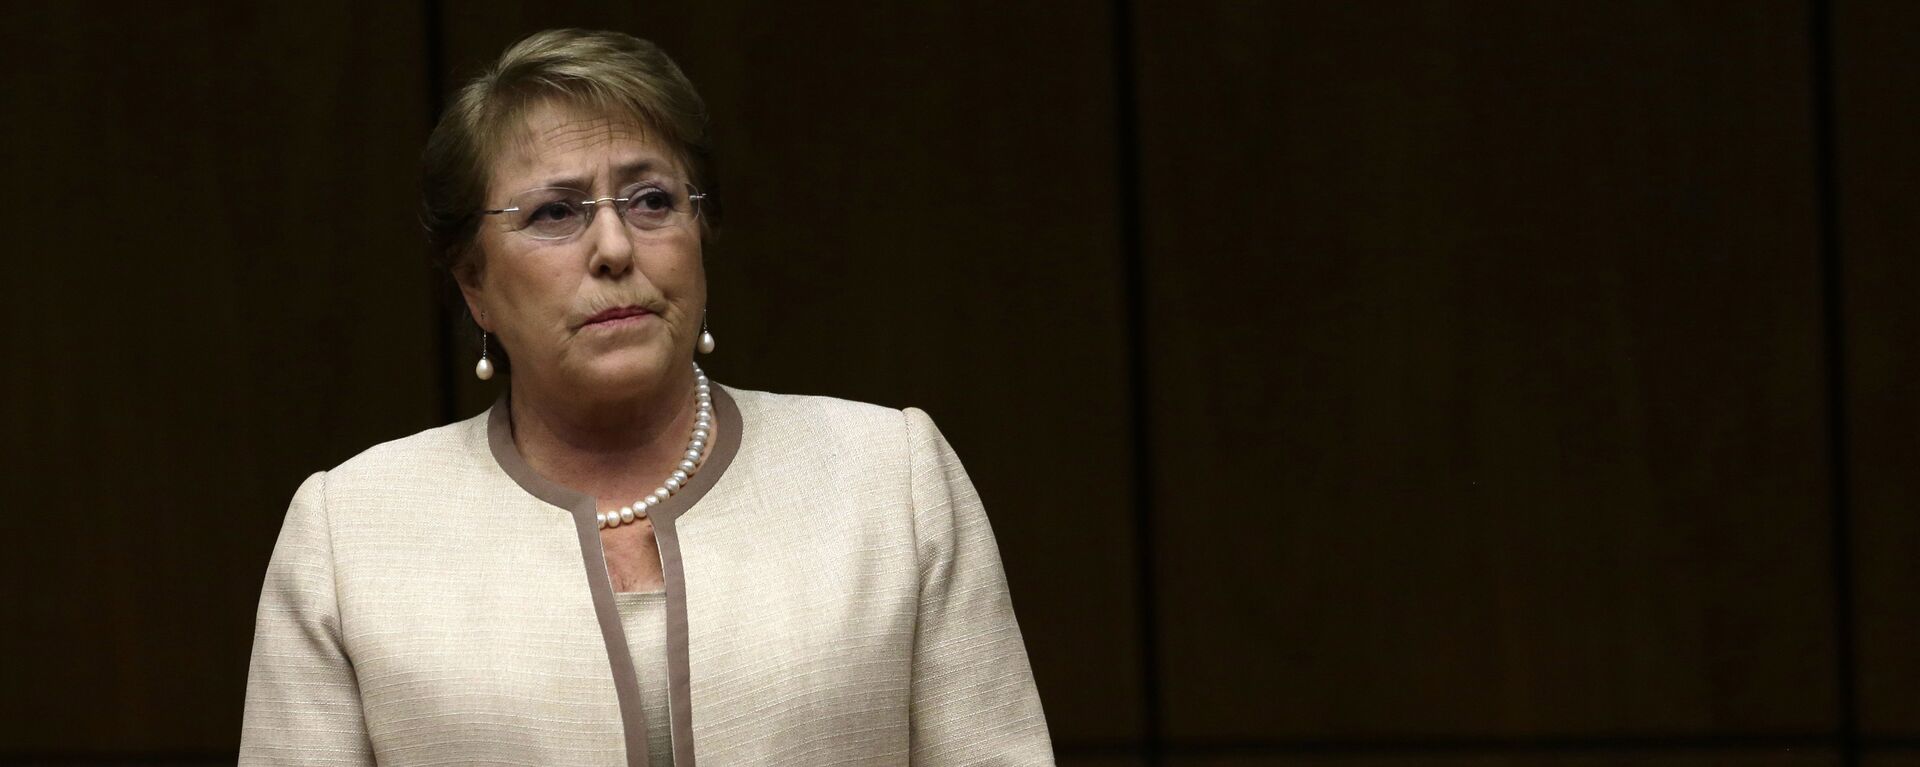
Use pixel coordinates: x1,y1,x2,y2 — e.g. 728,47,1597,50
616,591,674,767
239,384,1055,766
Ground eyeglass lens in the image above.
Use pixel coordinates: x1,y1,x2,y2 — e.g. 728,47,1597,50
507,180,698,239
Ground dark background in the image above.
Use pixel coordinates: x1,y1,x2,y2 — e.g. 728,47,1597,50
2,1,1917,765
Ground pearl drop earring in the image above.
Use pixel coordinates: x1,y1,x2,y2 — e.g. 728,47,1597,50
475,331,495,381
697,313,716,355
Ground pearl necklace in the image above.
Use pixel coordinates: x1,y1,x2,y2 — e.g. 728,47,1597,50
597,363,713,530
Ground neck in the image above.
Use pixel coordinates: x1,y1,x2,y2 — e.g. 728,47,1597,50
506,363,701,503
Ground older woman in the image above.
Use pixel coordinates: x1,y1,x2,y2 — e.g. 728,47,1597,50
239,29,1052,767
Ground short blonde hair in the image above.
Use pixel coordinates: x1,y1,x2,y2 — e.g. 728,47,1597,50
421,28,713,282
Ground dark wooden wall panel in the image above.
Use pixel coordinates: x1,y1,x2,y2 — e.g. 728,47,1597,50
0,3,436,752
1136,1,1832,741
1836,0,1920,740
1059,757,1146,767
2,0,1898,760
436,3,1142,745
1171,754,1834,767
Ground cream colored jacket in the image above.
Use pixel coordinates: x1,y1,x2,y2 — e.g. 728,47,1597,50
239,384,1054,766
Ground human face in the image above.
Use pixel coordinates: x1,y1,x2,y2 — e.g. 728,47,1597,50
459,101,705,400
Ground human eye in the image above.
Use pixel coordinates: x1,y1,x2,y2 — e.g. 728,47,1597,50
513,190,585,238
528,201,578,223
620,183,680,227
637,189,674,211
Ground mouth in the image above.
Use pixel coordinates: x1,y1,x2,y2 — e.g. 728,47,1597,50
581,305,656,329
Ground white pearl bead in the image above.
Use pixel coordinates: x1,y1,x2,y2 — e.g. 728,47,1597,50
475,357,494,381
697,384,710,394
591,369,714,526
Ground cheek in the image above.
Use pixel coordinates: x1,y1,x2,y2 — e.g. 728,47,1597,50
671,232,707,280
488,253,577,325
642,239,706,293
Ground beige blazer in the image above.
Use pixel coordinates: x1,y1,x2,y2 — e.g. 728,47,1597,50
239,384,1054,766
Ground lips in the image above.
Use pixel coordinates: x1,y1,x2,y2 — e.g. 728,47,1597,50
583,305,654,327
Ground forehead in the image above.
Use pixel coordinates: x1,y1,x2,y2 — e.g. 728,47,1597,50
489,100,679,192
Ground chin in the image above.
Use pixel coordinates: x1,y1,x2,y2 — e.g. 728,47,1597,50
573,349,677,393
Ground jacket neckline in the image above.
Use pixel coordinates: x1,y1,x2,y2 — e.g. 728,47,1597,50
484,382,743,767
484,382,742,526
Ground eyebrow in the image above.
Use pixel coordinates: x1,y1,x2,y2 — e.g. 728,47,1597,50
532,159,666,192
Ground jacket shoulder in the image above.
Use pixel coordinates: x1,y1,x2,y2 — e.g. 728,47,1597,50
321,410,491,492
723,384,917,454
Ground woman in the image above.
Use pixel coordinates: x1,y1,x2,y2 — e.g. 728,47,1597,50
239,29,1053,766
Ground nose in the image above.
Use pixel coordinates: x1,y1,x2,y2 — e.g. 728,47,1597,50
585,199,635,278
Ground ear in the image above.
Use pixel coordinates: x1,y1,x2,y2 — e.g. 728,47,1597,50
453,258,490,332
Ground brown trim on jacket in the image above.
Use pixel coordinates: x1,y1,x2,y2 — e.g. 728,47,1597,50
486,382,743,767
646,385,740,767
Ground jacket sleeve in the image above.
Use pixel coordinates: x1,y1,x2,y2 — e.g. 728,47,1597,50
239,471,376,765
904,408,1056,766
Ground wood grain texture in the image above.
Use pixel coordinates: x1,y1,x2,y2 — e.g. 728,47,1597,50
1169,752,1835,767
1058,756,1146,767
1835,0,1920,740
436,2,1142,743
0,2,437,752
1136,1,1833,739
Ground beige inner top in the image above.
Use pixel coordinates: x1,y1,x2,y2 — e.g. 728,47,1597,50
615,590,674,767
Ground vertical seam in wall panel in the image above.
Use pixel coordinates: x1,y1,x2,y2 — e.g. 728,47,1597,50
1808,0,1858,763
424,0,455,425
1111,0,1162,764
